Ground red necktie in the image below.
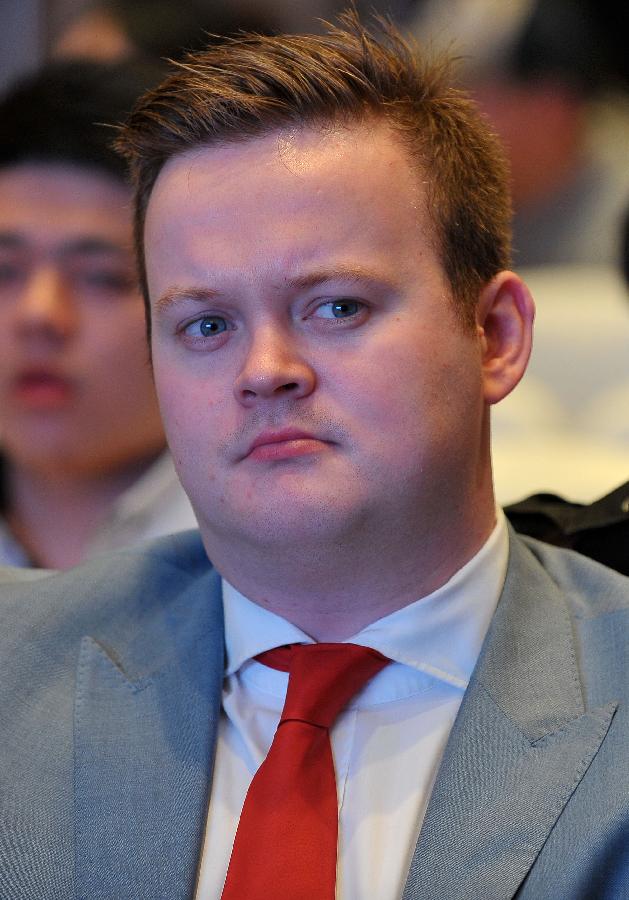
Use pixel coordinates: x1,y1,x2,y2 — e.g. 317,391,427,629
221,642,390,900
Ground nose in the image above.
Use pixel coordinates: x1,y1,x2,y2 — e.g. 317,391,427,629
234,327,316,406
15,265,77,340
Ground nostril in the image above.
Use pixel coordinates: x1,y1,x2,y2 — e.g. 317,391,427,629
278,382,299,393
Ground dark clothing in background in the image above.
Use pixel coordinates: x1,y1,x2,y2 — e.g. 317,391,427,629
506,481,629,575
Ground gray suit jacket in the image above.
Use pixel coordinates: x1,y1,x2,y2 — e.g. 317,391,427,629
1,528,628,899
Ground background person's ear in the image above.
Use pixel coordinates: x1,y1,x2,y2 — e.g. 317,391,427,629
476,271,535,405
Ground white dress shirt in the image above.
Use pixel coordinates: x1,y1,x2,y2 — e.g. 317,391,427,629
0,451,196,566
196,511,509,899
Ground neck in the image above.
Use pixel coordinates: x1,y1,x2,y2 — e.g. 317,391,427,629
204,490,497,641
4,452,162,569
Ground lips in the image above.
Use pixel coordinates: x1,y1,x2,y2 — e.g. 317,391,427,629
244,429,328,462
11,369,75,409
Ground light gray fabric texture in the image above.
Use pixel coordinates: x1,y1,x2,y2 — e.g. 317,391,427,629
0,527,628,899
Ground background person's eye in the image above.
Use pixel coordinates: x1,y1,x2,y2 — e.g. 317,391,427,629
0,260,23,287
79,270,137,293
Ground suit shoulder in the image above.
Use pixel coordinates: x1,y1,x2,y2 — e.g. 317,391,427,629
515,531,629,620
0,529,213,637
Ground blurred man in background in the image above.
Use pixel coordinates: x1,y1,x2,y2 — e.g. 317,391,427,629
0,60,195,567
53,0,279,65
409,0,629,269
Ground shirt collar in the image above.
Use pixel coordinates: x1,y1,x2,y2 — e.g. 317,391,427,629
223,510,509,689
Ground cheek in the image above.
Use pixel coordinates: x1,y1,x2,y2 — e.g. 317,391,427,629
155,373,222,446
339,346,431,418
89,346,154,408
83,309,148,367
338,340,478,450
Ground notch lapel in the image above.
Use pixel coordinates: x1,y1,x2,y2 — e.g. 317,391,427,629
402,532,617,900
73,567,224,900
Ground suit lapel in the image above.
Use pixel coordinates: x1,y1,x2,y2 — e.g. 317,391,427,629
73,567,224,900
402,531,617,900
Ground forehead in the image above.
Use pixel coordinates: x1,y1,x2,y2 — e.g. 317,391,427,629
151,121,423,207
0,162,133,247
145,122,437,283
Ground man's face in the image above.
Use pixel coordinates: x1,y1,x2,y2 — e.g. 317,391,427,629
0,162,165,476
145,124,488,554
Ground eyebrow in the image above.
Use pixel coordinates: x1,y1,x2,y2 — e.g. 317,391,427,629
0,231,131,258
60,237,132,258
283,265,395,292
156,266,397,313
155,286,221,315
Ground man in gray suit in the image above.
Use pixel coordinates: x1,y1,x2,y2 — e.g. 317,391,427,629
2,14,628,900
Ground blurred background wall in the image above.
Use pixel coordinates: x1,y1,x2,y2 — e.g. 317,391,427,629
1,0,47,91
2,0,415,93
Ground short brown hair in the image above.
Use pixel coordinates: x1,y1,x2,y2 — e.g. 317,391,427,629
116,11,511,333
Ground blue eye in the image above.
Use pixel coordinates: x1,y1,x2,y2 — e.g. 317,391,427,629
314,300,362,319
185,315,228,336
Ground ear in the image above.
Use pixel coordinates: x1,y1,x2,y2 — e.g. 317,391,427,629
476,270,535,405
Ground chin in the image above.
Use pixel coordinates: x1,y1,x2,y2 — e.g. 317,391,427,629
201,489,363,549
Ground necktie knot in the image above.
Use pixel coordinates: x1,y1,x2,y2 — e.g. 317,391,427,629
256,642,389,728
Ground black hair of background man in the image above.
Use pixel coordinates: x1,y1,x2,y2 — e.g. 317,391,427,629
0,57,163,179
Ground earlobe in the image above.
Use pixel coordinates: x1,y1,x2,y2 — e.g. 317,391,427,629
477,271,535,405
